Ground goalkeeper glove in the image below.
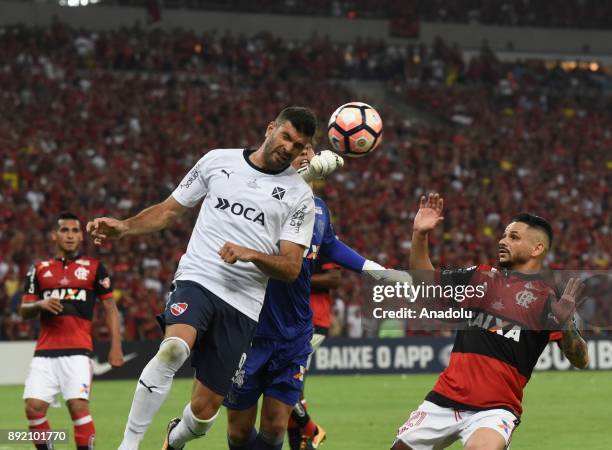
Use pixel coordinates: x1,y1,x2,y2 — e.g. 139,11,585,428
298,150,344,183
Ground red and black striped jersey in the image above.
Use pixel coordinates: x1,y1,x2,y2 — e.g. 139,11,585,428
22,255,113,357
310,254,339,331
426,264,560,418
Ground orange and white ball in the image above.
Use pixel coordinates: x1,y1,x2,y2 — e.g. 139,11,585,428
327,102,383,157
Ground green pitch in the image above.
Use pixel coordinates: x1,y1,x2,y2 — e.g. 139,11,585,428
0,372,609,449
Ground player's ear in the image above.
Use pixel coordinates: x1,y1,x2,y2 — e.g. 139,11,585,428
265,121,276,138
532,242,545,258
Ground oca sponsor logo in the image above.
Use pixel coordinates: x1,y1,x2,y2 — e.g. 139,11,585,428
170,302,188,316
214,197,265,226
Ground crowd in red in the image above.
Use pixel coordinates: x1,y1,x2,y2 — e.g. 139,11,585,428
0,23,609,341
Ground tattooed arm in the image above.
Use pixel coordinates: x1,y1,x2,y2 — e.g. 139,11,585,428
559,321,589,369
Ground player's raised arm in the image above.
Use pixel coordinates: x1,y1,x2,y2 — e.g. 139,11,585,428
218,240,305,282
410,193,444,271
87,195,188,245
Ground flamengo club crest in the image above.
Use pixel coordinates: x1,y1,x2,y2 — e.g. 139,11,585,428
515,289,537,308
74,267,90,280
170,302,188,316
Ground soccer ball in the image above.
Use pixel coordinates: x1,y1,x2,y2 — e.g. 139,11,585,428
327,102,383,157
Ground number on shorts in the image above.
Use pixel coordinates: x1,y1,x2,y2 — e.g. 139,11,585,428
398,409,427,434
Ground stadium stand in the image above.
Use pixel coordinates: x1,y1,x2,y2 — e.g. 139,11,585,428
98,0,612,29
0,22,610,340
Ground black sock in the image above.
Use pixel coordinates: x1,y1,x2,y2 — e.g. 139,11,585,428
291,401,311,428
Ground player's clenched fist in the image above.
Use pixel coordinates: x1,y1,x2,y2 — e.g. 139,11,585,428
86,217,128,246
218,242,256,264
108,347,125,368
39,297,63,315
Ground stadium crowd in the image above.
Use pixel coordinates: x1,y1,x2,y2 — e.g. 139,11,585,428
0,23,610,341
105,0,612,29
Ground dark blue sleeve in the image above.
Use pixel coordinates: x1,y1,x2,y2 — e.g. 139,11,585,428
320,237,366,273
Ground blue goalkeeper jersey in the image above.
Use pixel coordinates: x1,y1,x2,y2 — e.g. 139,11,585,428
255,197,365,341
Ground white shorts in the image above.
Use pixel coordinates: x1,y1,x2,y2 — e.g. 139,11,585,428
394,401,519,450
23,355,93,407
306,333,327,370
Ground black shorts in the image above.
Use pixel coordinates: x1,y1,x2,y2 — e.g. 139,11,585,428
159,280,257,396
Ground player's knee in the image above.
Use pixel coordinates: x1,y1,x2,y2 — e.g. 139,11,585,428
390,440,412,450
259,414,288,440
66,399,90,417
156,337,190,366
25,399,48,417
190,395,223,420
464,428,506,450
227,423,252,445
464,443,504,450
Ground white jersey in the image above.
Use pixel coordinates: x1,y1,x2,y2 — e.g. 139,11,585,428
172,148,315,321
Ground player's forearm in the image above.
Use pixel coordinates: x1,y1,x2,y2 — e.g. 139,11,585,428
250,252,302,282
104,301,123,350
560,322,589,369
311,272,341,290
410,231,434,271
20,302,41,319
123,198,183,236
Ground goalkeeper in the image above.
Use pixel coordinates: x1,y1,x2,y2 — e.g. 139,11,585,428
220,146,410,450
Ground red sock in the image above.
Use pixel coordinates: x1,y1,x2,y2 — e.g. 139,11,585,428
27,412,51,447
71,411,95,449
302,419,317,438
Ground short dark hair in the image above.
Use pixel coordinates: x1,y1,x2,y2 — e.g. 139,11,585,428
55,211,80,229
275,106,317,138
512,213,553,249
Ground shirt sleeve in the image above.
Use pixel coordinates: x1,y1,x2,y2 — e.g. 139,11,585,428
94,262,114,301
22,264,39,303
321,238,366,273
171,152,214,208
280,188,315,248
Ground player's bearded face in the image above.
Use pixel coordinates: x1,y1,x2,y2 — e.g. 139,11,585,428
498,222,532,268
53,219,83,255
263,121,308,171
